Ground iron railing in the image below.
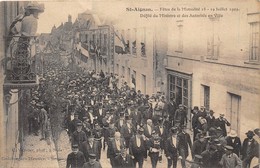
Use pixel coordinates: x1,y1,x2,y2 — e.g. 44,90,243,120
5,36,38,83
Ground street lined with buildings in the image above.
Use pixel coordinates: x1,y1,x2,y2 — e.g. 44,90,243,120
0,1,259,168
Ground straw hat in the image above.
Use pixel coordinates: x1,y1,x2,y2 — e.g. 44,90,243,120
228,130,237,138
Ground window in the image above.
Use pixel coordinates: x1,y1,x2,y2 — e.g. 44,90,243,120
141,28,146,56
132,29,137,55
201,85,210,111
207,17,220,60
249,22,259,61
142,74,146,94
176,20,183,53
168,74,190,108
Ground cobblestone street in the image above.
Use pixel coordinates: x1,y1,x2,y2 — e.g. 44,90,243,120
17,135,59,168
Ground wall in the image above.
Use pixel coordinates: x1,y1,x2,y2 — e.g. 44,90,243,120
165,0,259,138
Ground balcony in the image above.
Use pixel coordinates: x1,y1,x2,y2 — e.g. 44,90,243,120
3,36,39,89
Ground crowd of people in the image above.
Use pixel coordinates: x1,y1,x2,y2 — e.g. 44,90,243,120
6,2,259,168
24,43,260,168
26,53,259,168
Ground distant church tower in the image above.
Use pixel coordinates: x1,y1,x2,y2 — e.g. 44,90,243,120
68,15,72,23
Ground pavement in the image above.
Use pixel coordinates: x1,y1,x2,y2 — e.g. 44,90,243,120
17,135,59,168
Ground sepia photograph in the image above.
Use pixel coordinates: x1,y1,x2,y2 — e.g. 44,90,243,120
0,0,259,168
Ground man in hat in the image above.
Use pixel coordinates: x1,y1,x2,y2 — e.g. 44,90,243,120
94,102,105,127
68,112,81,137
82,134,98,162
120,114,136,149
174,104,187,127
177,125,192,168
72,122,87,152
38,102,48,140
190,155,203,168
226,130,241,157
198,106,207,118
82,117,91,137
241,130,258,168
143,119,155,140
107,132,126,168
192,106,200,141
82,154,102,168
115,111,126,131
147,131,163,168
206,110,216,130
201,145,218,168
102,112,111,150
155,117,168,152
66,144,86,168
215,113,231,137
192,133,207,159
165,127,178,168
93,123,103,161
168,97,177,127
131,104,142,128
115,148,135,168
28,100,39,135
219,145,242,168
85,106,95,128
129,127,146,168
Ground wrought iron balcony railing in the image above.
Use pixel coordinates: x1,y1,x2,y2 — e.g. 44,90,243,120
4,35,38,85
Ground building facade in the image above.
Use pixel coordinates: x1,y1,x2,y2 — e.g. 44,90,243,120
163,0,259,137
0,1,30,167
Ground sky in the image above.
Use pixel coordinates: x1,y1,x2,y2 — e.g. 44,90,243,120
37,1,92,33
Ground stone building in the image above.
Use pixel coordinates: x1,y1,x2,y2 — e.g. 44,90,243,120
162,0,259,137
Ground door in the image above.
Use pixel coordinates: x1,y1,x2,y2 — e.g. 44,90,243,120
227,93,241,134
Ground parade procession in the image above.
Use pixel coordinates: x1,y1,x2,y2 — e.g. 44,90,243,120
0,1,260,168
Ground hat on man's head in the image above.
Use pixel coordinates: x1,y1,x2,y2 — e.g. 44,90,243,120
224,145,234,151
193,106,199,110
209,110,214,113
245,130,255,137
228,130,237,138
89,153,96,159
76,122,83,126
254,128,260,137
170,127,178,134
198,133,205,139
72,144,78,149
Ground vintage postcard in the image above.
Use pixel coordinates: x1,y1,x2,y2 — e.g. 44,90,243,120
0,0,259,168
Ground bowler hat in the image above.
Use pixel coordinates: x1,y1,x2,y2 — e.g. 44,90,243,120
76,122,83,126
245,130,255,136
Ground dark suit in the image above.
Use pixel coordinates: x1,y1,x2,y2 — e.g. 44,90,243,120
147,137,163,168
174,109,187,126
131,111,142,128
107,138,126,168
94,107,105,127
241,138,258,168
120,123,136,148
72,131,87,152
129,135,146,168
115,118,125,131
205,115,215,130
177,132,192,168
191,112,200,141
168,101,177,127
143,124,154,139
66,151,86,168
192,140,207,159
69,118,81,136
155,125,168,150
215,118,231,137
165,136,178,168
81,141,99,162
115,154,135,168
226,136,241,156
